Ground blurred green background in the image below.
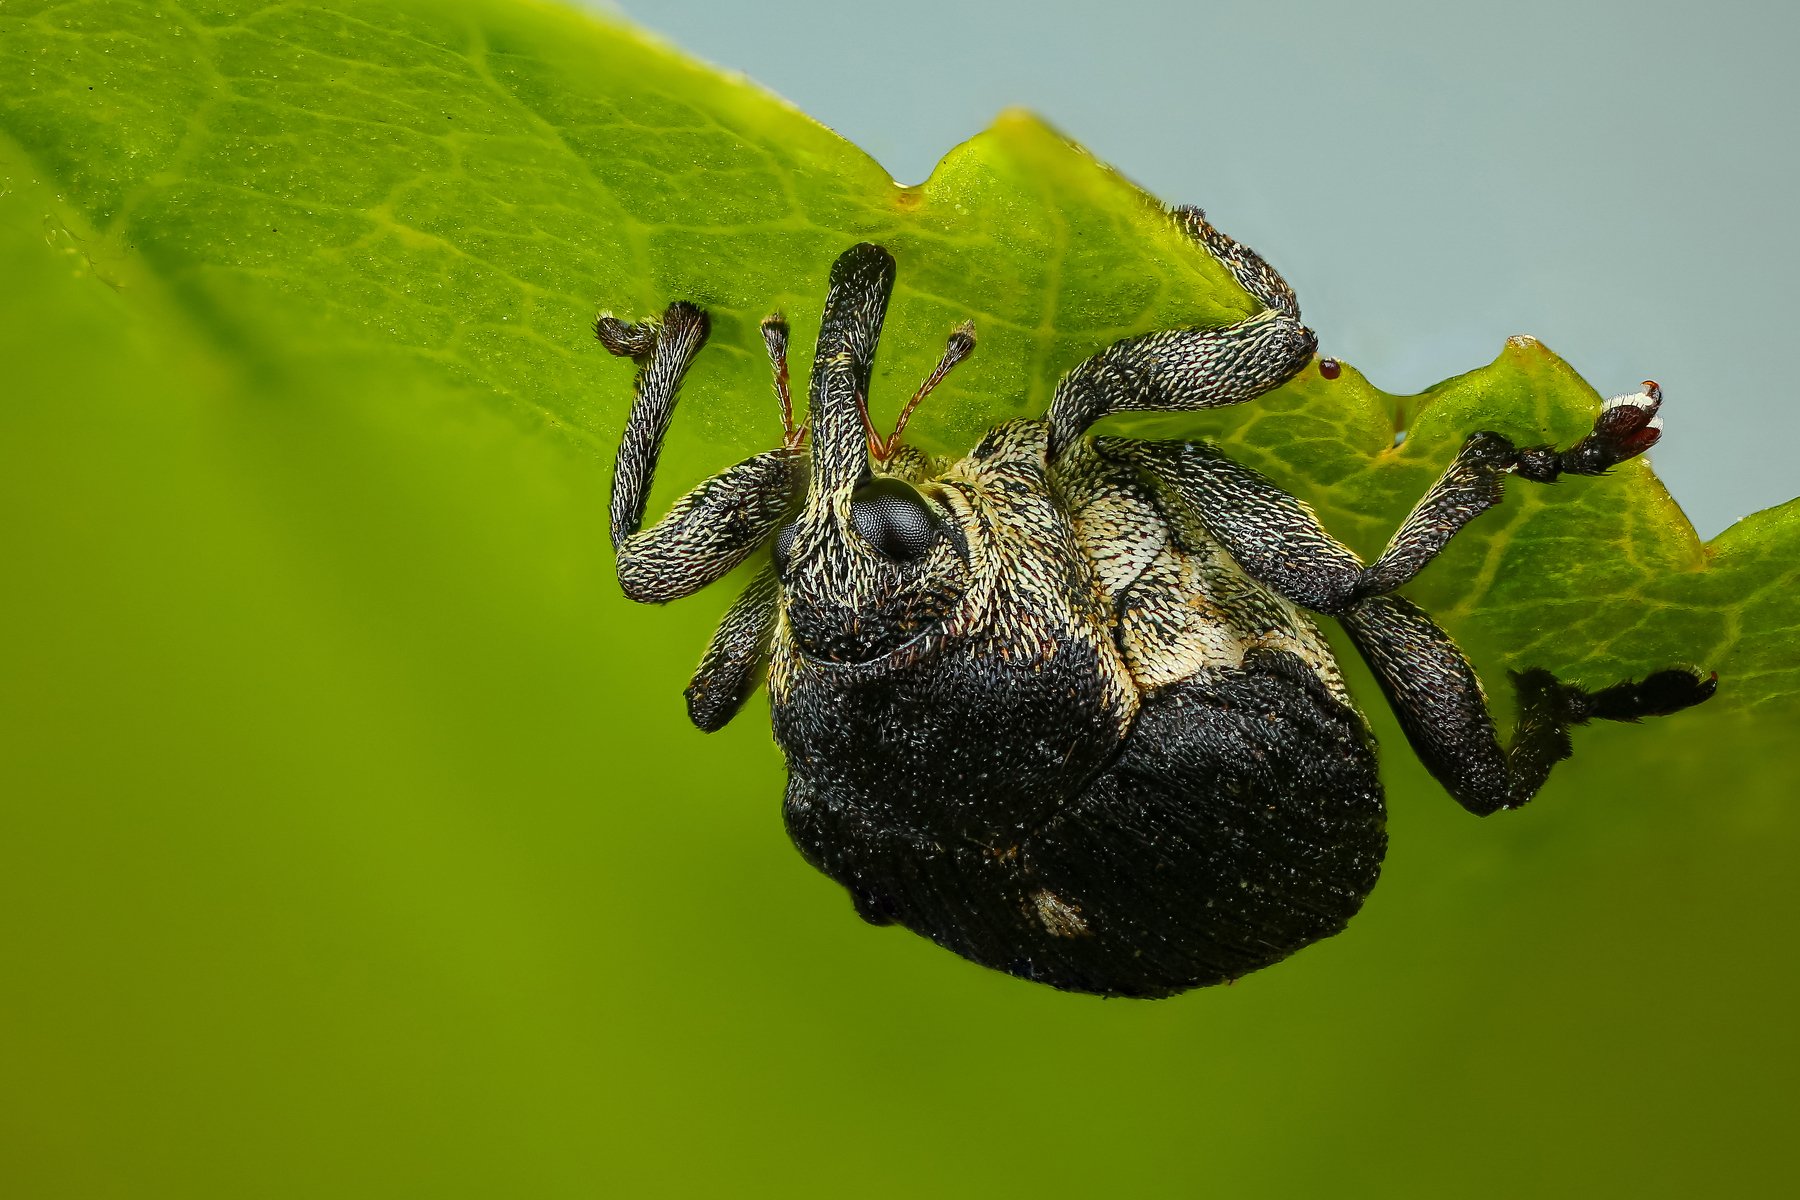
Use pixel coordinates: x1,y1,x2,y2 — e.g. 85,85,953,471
2,2,1796,1197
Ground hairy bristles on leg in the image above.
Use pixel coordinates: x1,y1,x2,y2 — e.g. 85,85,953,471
1600,379,1663,422
869,319,977,463
1604,379,1663,409
760,312,804,449
1596,378,1665,437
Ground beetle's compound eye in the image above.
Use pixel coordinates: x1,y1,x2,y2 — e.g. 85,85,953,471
850,476,938,562
772,520,799,573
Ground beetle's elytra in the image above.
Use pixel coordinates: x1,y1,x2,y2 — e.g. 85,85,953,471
597,207,1714,998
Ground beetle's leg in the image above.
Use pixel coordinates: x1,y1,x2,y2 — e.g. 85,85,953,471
1099,436,1367,612
1173,205,1300,319
684,566,780,732
869,320,977,463
1104,428,1714,814
599,303,801,604
1339,594,1715,814
1046,207,1317,454
601,301,708,548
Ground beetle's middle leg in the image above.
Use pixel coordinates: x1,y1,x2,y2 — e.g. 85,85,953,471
684,565,781,732
599,302,802,604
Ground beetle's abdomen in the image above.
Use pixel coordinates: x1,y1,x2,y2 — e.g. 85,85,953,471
785,651,1385,998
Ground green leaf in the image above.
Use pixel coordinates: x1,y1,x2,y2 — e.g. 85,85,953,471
2,2,1794,1197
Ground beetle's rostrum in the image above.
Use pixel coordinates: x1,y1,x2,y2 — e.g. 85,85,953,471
596,207,1716,998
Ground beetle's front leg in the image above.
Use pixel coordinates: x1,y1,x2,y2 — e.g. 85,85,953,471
599,302,801,604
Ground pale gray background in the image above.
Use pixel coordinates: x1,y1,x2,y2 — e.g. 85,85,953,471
611,0,1798,538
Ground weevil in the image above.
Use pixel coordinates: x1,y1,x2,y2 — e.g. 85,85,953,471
596,208,1715,998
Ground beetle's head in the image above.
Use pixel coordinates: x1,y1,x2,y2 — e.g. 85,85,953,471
772,244,974,667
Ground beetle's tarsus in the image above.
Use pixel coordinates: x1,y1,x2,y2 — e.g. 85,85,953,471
1486,666,1717,812
1567,667,1719,723
594,312,657,358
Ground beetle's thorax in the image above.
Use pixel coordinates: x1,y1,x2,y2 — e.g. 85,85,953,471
769,420,1139,844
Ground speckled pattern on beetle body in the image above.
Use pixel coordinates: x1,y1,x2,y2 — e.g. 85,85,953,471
596,207,1715,999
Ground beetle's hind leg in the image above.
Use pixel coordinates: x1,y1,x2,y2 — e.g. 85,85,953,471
1339,594,1714,815
1103,380,1715,815
1348,621,1709,815
1351,384,1668,598
599,303,802,604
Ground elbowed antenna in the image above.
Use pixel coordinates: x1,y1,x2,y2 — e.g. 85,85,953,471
807,243,896,504
868,320,977,464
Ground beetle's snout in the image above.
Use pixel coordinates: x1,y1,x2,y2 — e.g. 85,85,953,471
804,244,895,510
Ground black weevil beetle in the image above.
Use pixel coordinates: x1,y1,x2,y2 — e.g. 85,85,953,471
596,207,1715,998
